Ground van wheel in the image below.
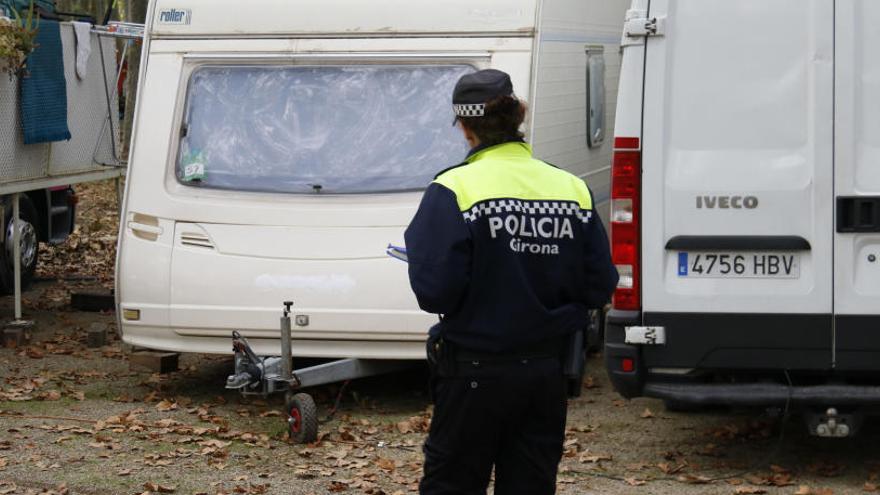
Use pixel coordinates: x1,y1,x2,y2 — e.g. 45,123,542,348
663,400,703,413
0,195,39,295
286,393,318,444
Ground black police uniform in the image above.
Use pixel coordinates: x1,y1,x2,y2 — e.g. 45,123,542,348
405,69,618,494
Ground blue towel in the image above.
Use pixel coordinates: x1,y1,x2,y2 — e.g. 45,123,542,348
20,19,71,145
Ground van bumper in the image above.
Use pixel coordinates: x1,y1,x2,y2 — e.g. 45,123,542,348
604,310,880,406
603,309,645,398
644,383,880,407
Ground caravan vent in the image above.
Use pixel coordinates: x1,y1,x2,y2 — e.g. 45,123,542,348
180,232,214,249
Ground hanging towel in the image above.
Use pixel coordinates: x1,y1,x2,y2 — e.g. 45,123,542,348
72,21,92,80
20,19,71,144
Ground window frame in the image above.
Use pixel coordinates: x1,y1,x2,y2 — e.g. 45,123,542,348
585,45,606,149
171,54,486,196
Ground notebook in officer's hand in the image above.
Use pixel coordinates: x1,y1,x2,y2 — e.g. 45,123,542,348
386,244,408,263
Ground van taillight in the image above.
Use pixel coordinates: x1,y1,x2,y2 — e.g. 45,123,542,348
611,137,641,311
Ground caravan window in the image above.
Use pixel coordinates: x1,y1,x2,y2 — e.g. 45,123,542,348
176,64,473,194
585,46,606,149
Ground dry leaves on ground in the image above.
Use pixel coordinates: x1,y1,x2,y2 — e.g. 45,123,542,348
734,487,767,494
793,486,835,495
37,180,120,287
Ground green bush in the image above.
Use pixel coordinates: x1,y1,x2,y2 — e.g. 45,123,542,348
0,1,38,77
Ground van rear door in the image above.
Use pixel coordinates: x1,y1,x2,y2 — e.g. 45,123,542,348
640,0,834,370
834,0,880,369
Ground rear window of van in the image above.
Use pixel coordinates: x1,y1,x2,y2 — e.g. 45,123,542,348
176,64,473,194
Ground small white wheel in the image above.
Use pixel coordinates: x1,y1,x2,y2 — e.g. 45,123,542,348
286,392,318,444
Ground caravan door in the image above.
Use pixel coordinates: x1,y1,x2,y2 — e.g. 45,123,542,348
833,0,880,369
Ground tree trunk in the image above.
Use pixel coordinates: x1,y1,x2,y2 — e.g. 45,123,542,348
121,0,147,160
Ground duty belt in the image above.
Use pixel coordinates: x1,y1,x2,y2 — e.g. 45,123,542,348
451,339,565,363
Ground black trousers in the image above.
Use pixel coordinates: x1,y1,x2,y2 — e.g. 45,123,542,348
419,356,567,495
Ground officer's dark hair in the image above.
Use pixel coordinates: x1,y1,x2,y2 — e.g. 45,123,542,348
459,95,527,148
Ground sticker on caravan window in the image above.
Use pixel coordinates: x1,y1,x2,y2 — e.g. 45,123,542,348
182,151,206,182
157,8,191,25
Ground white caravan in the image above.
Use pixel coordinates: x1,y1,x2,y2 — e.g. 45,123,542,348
117,0,628,359
606,0,880,436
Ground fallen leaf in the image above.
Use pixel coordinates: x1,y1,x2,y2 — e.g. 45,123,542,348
376,457,396,472
26,347,45,359
43,390,62,401
198,439,231,449
579,453,612,463
328,480,350,492
734,487,767,494
624,477,646,486
677,474,712,484
658,462,686,475
771,473,795,487
143,481,176,493
794,486,833,495
156,399,178,412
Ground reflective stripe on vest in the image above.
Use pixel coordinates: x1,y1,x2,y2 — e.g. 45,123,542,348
433,142,594,214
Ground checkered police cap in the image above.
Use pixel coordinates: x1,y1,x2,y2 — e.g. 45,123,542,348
452,69,515,121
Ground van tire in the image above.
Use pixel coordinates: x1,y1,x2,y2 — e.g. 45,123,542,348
0,195,40,295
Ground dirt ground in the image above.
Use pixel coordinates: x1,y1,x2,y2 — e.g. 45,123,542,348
1,181,879,495
2,284,879,495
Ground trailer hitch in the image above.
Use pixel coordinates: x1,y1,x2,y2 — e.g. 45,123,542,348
807,407,863,438
225,330,299,394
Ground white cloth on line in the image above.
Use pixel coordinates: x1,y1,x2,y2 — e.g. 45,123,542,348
72,21,92,80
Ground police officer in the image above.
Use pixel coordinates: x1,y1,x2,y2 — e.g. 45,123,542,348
404,69,618,494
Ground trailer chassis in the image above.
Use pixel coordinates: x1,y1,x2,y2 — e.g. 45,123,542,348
225,302,412,443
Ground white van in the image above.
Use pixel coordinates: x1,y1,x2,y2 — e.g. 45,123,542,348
606,0,880,435
116,0,629,360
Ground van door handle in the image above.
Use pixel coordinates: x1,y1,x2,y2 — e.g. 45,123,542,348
837,197,880,233
665,235,811,251
128,221,164,236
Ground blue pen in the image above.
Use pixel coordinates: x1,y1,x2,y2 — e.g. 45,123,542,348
386,244,408,263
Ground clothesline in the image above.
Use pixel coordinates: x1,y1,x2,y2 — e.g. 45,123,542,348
90,21,144,40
